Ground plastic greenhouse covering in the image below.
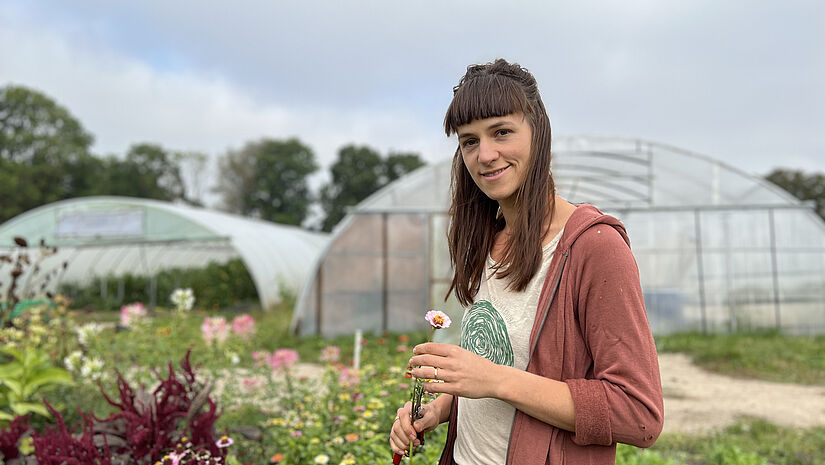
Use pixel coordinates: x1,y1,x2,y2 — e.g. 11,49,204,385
291,136,825,338
0,197,328,310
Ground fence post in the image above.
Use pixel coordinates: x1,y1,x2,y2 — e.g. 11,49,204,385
353,329,363,371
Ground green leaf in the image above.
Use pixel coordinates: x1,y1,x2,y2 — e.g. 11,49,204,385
10,401,49,417
0,410,14,422
0,361,23,381
3,379,23,398
23,367,74,398
0,346,23,362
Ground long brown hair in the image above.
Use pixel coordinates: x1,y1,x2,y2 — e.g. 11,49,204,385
444,59,555,306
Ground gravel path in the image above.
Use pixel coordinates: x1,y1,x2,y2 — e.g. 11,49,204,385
659,353,825,434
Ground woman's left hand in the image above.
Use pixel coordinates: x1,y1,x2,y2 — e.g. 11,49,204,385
410,342,502,399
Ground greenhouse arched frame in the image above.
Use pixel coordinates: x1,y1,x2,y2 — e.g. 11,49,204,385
291,136,825,338
0,196,328,311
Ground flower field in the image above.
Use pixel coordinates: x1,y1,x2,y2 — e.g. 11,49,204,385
3,287,824,464
0,291,447,464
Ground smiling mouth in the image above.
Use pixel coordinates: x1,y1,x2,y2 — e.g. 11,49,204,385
482,166,509,178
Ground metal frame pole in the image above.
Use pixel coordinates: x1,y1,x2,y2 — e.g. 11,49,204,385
768,208,781,329
316,266,323,336
382,212,389,332
694,209,708,333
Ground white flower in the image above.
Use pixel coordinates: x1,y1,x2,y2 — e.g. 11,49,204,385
170,288,195,312
80,356,105,380
314,454,330,464
76,323,104,346
64,350,83,372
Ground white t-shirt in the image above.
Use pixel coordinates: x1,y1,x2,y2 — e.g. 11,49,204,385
454,230,563,465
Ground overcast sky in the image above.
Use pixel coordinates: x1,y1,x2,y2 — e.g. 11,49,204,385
1,0,823,206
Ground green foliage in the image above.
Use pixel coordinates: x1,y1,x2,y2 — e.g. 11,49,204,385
320,145,425,231
102,142,188,202
0,346,73,423
656,331,825,384
215,138,319,225
215,334,443,464
709,444,767,465
21,304,825,464
616,444,680,465
0,85,198,222
383,151,426,184
653,419,825,465
0,85,93,165
765,168,825,220
0,85,101,223
61,258,259,312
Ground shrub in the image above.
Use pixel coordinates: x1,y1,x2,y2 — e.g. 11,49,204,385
60,259,258,311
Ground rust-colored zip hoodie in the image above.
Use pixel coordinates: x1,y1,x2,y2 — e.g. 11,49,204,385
438,204,664,464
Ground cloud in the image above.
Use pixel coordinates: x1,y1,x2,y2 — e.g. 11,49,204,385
0,4,457,205
1,0,822,210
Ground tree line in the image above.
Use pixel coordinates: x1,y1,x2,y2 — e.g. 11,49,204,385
2,84,824,230
0,85,424,231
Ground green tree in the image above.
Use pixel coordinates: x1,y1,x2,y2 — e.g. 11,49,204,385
0,85,93,165
214,145,256,214
103,143,187,202
765,168,825,221
0,85,101,223
319,145,425,232
383,152,426,184
215,138,318,225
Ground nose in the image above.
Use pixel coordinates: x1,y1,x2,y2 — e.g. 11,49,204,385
478,137,499,165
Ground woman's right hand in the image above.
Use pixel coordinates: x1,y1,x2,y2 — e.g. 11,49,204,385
389,400,442,456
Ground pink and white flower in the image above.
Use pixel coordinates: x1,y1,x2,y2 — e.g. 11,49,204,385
268,348,299,371
425,310,451,329
119,302,147,328
231,314,256,339
215,435,234,448
201,316,229,346
319,345,340,363
338,366,360,387
240,376,266,394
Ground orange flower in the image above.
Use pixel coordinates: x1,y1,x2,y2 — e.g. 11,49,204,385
399,334,409,342
345,433,360,442
270,453,284,463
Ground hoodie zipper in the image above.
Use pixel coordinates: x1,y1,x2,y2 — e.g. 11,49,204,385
504,250,569,464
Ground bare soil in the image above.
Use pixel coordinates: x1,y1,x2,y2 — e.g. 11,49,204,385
659,353,825,434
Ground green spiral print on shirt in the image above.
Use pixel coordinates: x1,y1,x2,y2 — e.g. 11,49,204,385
460,300,514,367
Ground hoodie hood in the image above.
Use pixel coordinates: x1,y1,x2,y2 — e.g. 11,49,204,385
558,204,630,252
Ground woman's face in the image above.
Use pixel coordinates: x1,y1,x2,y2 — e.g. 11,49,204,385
457,112,533,207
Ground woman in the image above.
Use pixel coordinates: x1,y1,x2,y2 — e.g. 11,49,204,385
389,59,663,464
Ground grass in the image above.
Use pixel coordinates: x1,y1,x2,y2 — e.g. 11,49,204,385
655,331,825,385
644,419,825,465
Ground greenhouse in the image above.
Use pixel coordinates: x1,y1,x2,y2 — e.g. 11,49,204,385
0,196,328,310
291,135,825,337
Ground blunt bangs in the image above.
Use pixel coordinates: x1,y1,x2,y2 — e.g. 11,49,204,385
444,74,532,136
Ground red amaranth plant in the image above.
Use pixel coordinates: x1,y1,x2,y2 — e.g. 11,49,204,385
0,415,31,462
32,402,113,465
30,350,220,464
96,349,221,462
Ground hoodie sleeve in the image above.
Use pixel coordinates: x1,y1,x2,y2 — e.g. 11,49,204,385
564,225,664,448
